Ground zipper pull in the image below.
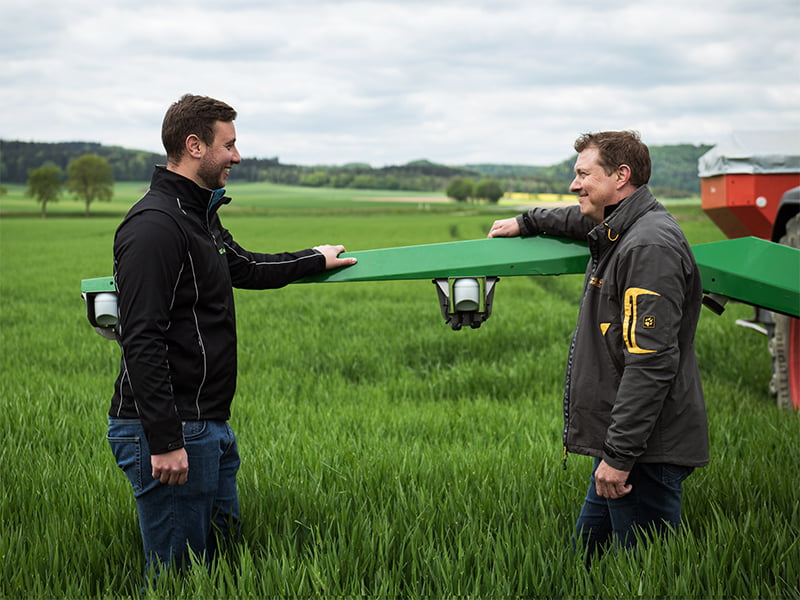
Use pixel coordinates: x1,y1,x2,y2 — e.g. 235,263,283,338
562,446,568,470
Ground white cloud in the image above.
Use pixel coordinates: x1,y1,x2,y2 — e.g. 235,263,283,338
1,0,798,166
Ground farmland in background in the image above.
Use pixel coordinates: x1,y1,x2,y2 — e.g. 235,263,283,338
0,184,797,598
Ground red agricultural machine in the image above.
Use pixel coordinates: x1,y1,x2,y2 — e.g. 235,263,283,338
698,130,800,409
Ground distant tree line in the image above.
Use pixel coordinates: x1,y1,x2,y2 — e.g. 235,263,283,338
2,140,711,196
647,144,713,197
465,144,712,197
243,158,479,192
1,141,164,183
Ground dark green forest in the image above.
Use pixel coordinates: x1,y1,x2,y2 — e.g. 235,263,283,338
1,140,711,196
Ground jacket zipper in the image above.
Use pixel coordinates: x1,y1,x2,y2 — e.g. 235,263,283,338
205,190,226,253
562,244,600,470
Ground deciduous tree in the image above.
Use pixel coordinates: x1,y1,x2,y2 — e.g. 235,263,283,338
446,177,474,202
66,154,114,217
27,162,63,218
474,178,504,204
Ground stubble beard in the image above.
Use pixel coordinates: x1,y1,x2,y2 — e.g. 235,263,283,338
197,156,227,190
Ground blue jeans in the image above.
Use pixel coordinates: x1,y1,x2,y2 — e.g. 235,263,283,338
108,418,241,576
574,457,693,560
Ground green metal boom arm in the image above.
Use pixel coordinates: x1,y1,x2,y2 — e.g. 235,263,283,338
81,235,800,319
300,236,590,282
298,235,799,318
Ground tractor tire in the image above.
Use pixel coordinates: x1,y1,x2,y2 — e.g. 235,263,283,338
770,212,800,410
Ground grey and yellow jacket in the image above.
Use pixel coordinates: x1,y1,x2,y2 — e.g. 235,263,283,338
110,167,326,454
516,186,709,470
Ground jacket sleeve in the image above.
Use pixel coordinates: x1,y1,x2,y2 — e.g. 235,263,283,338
220,226,327,290
516,204,595,239
114,211,186,455
602,242,690,471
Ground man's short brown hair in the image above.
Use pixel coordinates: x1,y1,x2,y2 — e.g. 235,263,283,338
574,130,651,187
161,94,237,162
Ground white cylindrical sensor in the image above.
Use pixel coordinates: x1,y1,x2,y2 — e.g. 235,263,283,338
94,292,118,327
453,278,480,312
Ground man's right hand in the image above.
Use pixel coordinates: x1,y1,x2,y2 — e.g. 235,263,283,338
487,217,521,238
313,244,358,270
151,448,189,485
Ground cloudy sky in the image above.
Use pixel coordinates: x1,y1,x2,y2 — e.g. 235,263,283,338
2,0,798,167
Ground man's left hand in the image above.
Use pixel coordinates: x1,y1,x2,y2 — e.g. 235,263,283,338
594,460,632,499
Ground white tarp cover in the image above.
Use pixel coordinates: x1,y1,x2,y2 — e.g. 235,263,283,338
697,130,800,177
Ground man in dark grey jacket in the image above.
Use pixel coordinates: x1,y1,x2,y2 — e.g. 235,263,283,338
489,131,708,560
108,94,357,578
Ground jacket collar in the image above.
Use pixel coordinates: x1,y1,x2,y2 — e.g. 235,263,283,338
150,166,231,215
587,185,658,255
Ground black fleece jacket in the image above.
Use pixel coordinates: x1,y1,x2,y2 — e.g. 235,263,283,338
110,167,326,454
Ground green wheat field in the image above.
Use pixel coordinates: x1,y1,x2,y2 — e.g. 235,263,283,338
1,182,798,599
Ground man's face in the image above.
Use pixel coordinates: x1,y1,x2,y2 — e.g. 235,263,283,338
569,146,620,223
197,120,241,189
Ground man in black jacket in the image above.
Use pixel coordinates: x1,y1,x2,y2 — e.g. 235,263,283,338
488,131,708,561
108,94,357,577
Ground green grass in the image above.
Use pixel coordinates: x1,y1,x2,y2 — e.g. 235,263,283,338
1,188,798,599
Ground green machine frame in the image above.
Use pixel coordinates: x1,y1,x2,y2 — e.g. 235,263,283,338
81,235,799,331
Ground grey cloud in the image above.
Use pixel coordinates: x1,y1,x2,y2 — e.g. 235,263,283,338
1,0,798,166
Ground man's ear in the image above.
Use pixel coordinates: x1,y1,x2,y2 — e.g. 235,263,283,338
185,134,204,159
616,164,632,189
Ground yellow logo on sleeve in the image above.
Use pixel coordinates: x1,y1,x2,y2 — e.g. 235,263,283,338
623,287,660,354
